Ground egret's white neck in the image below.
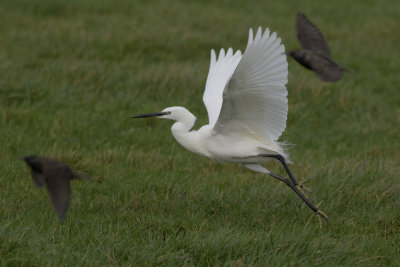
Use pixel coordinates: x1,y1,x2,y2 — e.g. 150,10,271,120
167,107,211,158
170,109,196,148
171,112,196,132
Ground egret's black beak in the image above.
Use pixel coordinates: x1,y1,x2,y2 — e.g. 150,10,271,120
132,112,168,119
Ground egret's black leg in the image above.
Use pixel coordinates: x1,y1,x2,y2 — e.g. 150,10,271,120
259,154,298,185
268,172,314,212
268,172,328,222
259,154,312,198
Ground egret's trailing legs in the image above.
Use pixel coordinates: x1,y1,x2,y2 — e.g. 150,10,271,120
269,171,328,222
257,154,328,222
260,154,311,197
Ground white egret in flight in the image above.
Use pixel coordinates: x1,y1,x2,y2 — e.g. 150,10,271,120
133,27,328,222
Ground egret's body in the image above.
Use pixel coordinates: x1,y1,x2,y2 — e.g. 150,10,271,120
169,112,283,164
133,27,328,221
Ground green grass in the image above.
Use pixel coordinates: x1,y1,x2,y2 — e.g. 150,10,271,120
1,0,399,265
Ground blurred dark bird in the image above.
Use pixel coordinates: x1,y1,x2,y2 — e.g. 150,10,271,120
23,155,91,221
289,12,352,82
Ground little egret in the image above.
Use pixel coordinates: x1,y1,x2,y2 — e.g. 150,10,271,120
133,27,328,222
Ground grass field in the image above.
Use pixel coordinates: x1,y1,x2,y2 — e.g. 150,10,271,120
1,0,399,265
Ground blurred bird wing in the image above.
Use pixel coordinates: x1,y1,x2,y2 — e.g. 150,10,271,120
31,171,46,187
213,27,288,141
203,48,242,126
296,12,331,56
46,175,71,221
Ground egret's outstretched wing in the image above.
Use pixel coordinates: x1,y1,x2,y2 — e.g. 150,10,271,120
214,27,288,141
203,48,242,126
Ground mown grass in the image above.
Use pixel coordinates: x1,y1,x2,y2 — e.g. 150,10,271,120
1,0,399,265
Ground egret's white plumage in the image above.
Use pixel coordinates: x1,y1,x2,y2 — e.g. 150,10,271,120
203,48,242,127
161,27,288,167
133,27,328,221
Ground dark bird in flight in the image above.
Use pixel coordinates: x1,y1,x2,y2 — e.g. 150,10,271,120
289,12,352,82
23,155,91,221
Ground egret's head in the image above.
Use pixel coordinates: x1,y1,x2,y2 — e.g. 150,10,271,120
133,106,196,127
159,107,195,121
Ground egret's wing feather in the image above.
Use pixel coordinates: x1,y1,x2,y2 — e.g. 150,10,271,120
203,48,242,126
214,27,288,142
296,12,331,56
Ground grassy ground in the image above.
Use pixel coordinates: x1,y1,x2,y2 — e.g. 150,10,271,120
1,0,399,265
